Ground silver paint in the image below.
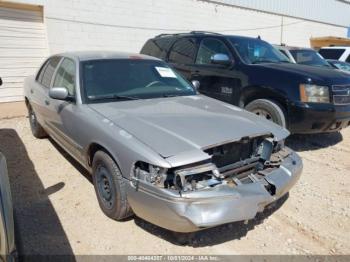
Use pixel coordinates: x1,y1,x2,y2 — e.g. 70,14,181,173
24,51,302,232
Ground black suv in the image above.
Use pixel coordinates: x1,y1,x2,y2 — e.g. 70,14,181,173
141,32,350,134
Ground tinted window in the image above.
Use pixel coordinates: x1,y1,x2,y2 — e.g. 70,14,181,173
40,56,61,88
82,59,195,102
196,38,231,65
229,37,290,64
141,38,173,59
346,55,350,63
318,49,345,60
168,38,196,64
290,49,331,67
53,58,76,95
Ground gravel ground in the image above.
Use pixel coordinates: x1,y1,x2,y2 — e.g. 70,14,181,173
0,117,349,256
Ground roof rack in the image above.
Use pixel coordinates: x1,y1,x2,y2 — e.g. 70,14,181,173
155,33,191,38
190,31,222,35
155,31,222,38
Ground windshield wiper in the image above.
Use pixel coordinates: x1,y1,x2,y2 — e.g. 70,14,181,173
88,94,140,101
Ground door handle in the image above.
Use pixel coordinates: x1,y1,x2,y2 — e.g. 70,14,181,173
45,100,50,106
30,89,34,94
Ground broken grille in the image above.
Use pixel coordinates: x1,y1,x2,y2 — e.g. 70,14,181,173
204,136,266,169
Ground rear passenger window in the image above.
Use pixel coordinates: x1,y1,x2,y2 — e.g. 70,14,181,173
168,38,196,64
141,38,173,60
53,58,76,96
196,38,231,65
40,56,61,88
318,49,345,60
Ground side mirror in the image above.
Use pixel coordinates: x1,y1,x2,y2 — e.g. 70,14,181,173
0,77,2,86
49,87,69,101
211,53,232,66
192,80,200,91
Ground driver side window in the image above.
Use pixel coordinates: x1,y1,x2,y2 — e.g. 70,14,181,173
196,38,231,65
53,58,76,96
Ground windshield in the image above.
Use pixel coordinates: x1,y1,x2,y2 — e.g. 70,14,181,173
229,37,290,64
290,50,331,68
82,59,195,102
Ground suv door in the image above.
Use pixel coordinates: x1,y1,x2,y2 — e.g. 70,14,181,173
191,38,242,105
46,58,83,161
167,37,197,79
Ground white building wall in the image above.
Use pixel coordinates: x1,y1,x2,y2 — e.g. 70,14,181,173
5,0,349,54
210,0,350,27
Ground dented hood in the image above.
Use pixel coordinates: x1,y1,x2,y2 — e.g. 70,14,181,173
89,95,289,158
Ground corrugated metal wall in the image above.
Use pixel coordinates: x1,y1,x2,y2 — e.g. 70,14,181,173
206,0,350,27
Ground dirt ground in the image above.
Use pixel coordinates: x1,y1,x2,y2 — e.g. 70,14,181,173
0,116,349,256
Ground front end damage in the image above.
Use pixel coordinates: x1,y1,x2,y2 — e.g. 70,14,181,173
127,135,302,232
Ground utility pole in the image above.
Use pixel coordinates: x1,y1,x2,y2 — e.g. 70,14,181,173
280,16,284,45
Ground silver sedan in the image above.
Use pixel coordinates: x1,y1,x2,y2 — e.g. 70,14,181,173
24,51,302,232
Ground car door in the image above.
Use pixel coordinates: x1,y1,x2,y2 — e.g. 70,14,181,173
167,37,197,80
45,58,83,161
30,56,62,126
191,38,242,105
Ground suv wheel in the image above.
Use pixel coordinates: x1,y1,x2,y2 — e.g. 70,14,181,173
92,151,133,220
245,99,287,128
28,104,47,138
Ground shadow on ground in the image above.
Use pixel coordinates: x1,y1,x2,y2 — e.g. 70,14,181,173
0,129,75,260
134,193,289,247
286,132,343,152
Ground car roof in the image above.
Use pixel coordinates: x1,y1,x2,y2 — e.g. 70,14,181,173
55,51,160,62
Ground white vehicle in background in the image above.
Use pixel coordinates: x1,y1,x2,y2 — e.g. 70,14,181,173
274,45,333,68
318,46,350,63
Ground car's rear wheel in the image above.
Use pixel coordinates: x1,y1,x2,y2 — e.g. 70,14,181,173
27,104,47,138
245,99,287,128
92,151,133,220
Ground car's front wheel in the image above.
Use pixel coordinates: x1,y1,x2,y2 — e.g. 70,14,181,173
245,99,287,128
27,104,47,138
92,151,133,220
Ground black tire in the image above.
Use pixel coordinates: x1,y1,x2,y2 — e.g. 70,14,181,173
245,99,287,128
92,151,133,220
28,104,47,138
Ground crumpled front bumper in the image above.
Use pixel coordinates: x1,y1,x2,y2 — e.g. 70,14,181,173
126,149,302,232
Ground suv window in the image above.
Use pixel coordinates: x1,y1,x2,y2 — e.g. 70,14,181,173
346,54,350,63
53,58,76,96
40,56,61,88
318,49,345,60
196,38,231,65
168,38,196,64
141,38,173,60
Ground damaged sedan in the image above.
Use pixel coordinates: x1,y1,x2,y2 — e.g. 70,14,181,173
24,51,302,232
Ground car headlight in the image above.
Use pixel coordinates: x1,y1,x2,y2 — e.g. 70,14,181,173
133,162,168,187
299,84,330,103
